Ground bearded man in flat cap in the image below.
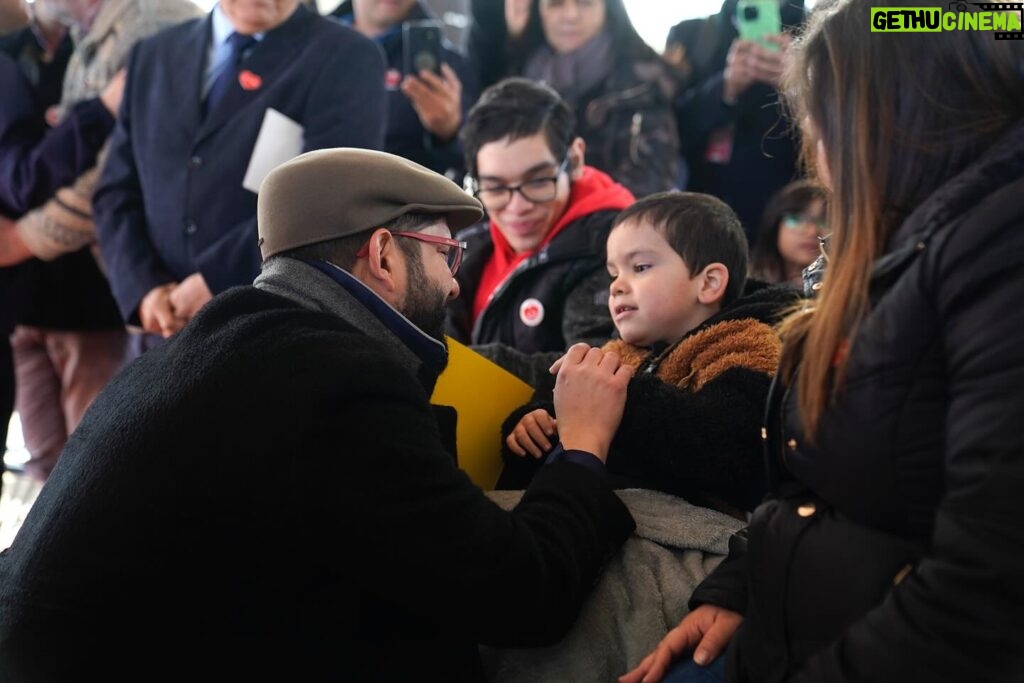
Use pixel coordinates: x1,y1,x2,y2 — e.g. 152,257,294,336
0,149,637,681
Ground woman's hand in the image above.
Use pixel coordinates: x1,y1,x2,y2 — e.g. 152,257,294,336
722,34,791,103
619,604,743,683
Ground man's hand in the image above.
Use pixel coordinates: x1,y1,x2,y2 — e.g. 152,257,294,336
507,408,558,459
552,343,633,460
619,605,743,683
0,216,32,266
505,0,531,39
139,283,183,338
722,35,790,103
100,68,127,116
168,272,212,323
548,352,567,376
401,63,463,141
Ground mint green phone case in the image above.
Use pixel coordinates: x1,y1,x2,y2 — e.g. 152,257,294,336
737,0,782,50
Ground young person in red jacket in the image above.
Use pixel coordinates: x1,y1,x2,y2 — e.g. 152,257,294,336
447,77,635,356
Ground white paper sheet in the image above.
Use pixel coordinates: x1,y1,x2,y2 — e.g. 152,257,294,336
242,108,304,193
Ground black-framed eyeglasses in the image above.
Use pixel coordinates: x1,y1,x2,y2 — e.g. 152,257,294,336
472,157,570,210
357,230,468,276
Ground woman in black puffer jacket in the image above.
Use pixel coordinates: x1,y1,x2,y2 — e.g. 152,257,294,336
622,1,1024,682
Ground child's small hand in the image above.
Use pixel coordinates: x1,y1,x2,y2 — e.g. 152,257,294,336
506,409,558,459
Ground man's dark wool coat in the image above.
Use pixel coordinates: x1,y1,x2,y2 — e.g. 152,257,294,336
0,259,634,681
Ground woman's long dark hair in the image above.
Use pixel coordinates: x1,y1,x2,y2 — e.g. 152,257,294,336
780,0,1024,438
516,0,658,63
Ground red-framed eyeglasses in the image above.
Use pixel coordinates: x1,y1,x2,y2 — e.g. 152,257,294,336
356,230,468,276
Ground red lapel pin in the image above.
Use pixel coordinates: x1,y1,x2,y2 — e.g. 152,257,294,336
238,69,262,91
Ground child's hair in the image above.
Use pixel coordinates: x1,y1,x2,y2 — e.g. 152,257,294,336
614,191,748,306
750,180,828,283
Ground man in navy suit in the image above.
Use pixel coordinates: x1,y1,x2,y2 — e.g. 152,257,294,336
93,0,388,340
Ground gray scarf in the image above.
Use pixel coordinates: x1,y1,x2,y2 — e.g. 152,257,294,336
253,257,425,378
523,27,615,105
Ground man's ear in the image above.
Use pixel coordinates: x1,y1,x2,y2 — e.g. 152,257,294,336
697,263,730,306
568,137,586,181
354,228,401,297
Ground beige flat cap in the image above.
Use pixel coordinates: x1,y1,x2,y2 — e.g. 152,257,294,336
257,148,483,260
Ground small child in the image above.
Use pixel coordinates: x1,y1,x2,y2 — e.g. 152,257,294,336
498,192,799,515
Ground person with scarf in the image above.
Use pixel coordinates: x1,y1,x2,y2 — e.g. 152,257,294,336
466,0,680,198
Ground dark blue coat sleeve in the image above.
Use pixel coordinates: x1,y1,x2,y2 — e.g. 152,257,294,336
0,53,114,217
93,42,174,323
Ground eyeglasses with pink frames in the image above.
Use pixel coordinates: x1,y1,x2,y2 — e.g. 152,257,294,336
356,230,468,276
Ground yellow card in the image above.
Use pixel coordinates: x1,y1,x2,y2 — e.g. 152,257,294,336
431,337,535,490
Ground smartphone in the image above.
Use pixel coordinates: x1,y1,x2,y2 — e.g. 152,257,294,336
403,20,444,76
736,0,782,50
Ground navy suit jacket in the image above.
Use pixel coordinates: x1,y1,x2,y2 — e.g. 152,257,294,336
94,5,388,323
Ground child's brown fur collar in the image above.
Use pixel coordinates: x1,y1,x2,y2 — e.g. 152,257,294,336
604,318,780,392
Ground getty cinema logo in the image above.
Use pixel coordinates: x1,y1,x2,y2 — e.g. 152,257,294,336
871,4,1023,38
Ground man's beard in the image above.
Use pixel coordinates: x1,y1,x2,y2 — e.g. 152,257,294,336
401,254,449,344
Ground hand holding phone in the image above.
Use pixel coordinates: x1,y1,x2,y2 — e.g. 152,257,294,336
403,20,443,76
736,0,782,51
724,0,789,104
401,63,464,141
723,33,790,103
